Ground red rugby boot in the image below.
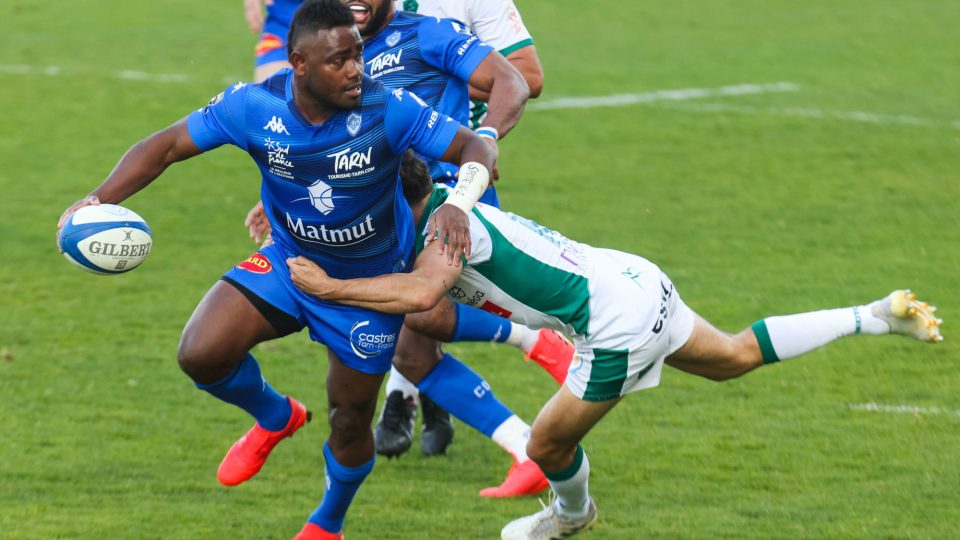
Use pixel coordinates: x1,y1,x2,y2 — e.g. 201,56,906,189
525,329,575,384
294,523,343,540
479,458,550,498
217,397,310,486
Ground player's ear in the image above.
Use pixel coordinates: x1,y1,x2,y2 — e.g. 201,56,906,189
289,51,306,75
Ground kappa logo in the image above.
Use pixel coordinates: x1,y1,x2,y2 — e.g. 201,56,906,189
263,115,290,135
386,30,402,47
349,320,397,359
346,112,361,136
389,88,426,106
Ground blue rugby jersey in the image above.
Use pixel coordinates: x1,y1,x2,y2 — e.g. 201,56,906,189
363,11,494,180
186,71,460,279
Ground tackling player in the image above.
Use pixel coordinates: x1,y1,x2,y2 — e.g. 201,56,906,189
287,151,944,540
57,2,496,538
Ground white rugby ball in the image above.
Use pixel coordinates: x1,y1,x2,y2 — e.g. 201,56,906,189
59,204,153,275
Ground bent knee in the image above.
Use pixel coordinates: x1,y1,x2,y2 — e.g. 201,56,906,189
177,331,240,383
328,403,375,444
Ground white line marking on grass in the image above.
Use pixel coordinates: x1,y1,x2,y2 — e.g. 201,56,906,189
527,82,800,111
658,102,960,130
849,402,960,417
116,70,192,83
0,64,244,85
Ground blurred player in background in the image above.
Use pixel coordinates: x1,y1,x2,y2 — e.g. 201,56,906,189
288,151,945,540
58,2,499,537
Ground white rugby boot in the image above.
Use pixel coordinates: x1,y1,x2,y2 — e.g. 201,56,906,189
870,290,943,342
501,496,597,540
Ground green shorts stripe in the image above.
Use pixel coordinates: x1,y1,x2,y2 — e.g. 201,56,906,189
582,348,629,402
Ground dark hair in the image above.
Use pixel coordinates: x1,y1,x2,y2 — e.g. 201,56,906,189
400,150,434,204
287,0,356,56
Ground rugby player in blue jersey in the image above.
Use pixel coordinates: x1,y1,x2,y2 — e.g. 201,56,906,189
242,0,569,498
57,1,496,538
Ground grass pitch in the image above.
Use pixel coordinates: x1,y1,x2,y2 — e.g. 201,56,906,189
1,1,958,538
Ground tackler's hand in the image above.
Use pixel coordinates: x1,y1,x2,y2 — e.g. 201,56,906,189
427,204,471,267
286,256,333,298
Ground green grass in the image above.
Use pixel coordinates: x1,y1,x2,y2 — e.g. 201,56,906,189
1,0,958,538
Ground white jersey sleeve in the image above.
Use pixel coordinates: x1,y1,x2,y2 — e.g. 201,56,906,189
398,0,534,54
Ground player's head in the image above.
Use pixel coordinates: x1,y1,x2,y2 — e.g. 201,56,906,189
343,0,395,37
400,150,435,207
288,0,364,109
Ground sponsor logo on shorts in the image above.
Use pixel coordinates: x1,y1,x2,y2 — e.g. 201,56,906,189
651,279,673,334
237,253,272,274
349,320,397,359
255,33,283,56
479,300,512,318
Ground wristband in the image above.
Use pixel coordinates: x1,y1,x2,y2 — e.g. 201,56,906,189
475,126,499,141
441,162,490,213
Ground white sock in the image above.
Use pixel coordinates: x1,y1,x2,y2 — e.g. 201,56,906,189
754,305,888,362
504,323,539,353
490,415,531,463
547,445,591,519
384,366,420,402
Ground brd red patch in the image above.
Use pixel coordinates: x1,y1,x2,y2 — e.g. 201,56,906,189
237,253,272,274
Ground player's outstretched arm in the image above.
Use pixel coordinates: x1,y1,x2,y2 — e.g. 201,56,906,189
57,119,202,232
287,241,462,314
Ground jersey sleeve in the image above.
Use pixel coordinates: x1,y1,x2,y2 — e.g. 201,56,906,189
469,0,534,55
186,84,249,152
417,16,494,83
384,88,461,159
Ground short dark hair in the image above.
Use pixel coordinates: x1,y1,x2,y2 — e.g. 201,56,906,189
287,0,356,56
400,150,435,204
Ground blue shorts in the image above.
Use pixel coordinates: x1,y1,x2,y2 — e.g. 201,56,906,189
222,244,404,375
254,19,289,67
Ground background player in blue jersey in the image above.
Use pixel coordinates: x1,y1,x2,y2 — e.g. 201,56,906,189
57,2,497,538
342,2,569,497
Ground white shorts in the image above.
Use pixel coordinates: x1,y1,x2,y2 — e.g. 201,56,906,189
564,249,695,402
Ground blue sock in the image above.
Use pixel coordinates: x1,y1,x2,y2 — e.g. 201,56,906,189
451,303,511,343
307,442,375,533
195,353,292,431
417,353,512,437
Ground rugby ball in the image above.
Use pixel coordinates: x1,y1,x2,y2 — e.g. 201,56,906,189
59,204,152,274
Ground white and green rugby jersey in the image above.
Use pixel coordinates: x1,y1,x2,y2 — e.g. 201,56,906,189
417,186,593,337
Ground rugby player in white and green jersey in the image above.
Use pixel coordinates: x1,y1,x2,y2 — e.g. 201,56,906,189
287,152,944,540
